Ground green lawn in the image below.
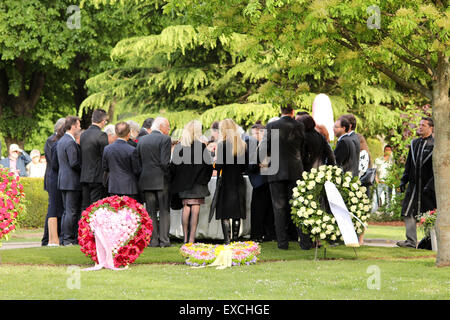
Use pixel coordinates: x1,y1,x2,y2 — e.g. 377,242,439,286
0,241,448,300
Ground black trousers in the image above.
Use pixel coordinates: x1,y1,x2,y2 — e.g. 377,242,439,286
81,182,107,211
269,181,312,249
144,185,170,247
61,190,81,245
250,184,276,241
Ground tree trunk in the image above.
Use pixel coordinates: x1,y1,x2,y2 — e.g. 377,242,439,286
432,52,450,267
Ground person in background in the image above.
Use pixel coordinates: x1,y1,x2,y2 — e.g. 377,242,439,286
357,133,371,179
57,116,82,246
315,124,331,143
295,111,309,121
102,122,141,199
341,113,360,170
126,120,140,147
170,120,213,244
248,122,275,243
137,118,154,141
259,104,310,250
80,109,109,211
397,117,436,249
298,115,335,171
45,123,67,246
26,149,46,178
0,144,32,177
41,118,65,247
213,119,248,245
333,117,359,177
373,145,393,211
136,117,172,247
104,124,117,145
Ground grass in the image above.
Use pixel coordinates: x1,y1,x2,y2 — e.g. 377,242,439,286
0,225,446,300
0,241,447,300
3,228,44,243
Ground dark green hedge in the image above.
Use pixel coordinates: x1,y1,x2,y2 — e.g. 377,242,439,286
19,178,48,228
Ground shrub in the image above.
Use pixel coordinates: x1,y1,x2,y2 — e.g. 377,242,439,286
18,178,48,228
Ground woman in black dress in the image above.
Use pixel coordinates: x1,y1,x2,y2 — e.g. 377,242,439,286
213,119,247,244
45,123,66,246
171,120,213,243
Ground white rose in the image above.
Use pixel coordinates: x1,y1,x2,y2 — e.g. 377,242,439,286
364,205,370,212
360,186,367,193
318,172,325,179
330,235,337,241
302,172,308,179
356,221,361,227
307,195,313,200
325,230,331,235
299,196,305,203
315,177,321,183
331,218,335,223
293,190,300,198
316,220,321,225
304,199,309,205
335,168,342,175
300,181,306,187
327,225,334,231
356,191,363,198
351,197,358,204
323,215,330,222
322,223,326,229
336,230,341,236
297,210,302,217
350,205,357,212
352,183,359,190
319,165,326,171
301,188,306,193
361,215,367,221
309,173,314,179
345,176,351,183
358,203,363,209
307,208,314,215
293,200,298,206
343,182,350,188
349,191,355,197
296,180,301,186
357,228,362,233
320,233,326,239
307,185,313,190
317,210,323,216
311,201,317,209
336,177,342,185
311,168,317,174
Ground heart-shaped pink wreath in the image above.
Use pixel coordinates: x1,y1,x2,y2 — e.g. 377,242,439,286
78,196,153,269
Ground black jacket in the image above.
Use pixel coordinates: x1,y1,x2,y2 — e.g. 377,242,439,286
102,139,141,195
334,134,359,177
401,136,436,217
44,133,56,191
259,115,305,183
303,129,336,172
136,130,172,191
56,134,81,191
80,125,108,184
170,140,213,194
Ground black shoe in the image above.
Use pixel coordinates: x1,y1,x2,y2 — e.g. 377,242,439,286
396,240,416,248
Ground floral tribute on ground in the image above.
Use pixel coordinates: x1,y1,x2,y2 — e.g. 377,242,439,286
418,209,436,237
0,168,26,246
180,241,260,267
78,196,153,269
290,165,371,246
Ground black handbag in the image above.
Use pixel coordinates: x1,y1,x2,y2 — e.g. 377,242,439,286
360,168,376,187
208,172,223,223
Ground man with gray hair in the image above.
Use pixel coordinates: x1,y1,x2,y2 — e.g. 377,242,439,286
41,117,65,246
136,116,172,247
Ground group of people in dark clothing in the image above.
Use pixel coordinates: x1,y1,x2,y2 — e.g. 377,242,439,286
40,104,436,251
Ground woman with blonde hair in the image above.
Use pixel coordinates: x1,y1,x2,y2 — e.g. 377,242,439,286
170,120,213,243
212,119,248,244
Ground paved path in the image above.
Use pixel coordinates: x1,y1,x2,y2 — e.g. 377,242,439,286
0,242,42,250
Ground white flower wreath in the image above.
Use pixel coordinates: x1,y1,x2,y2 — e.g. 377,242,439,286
290,165,371,245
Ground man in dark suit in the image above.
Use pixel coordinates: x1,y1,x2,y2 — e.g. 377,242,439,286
397,117,436,248
136,117,172,247
333,117,360,177
137,117,154,141
102,122,141,199
41,118,65,246
259,104,311,250
57,116,82,246
80,109,109,210
341,114,360,172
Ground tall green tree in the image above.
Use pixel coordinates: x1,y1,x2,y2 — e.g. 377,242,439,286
0,0,152,151
163,0,449,265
